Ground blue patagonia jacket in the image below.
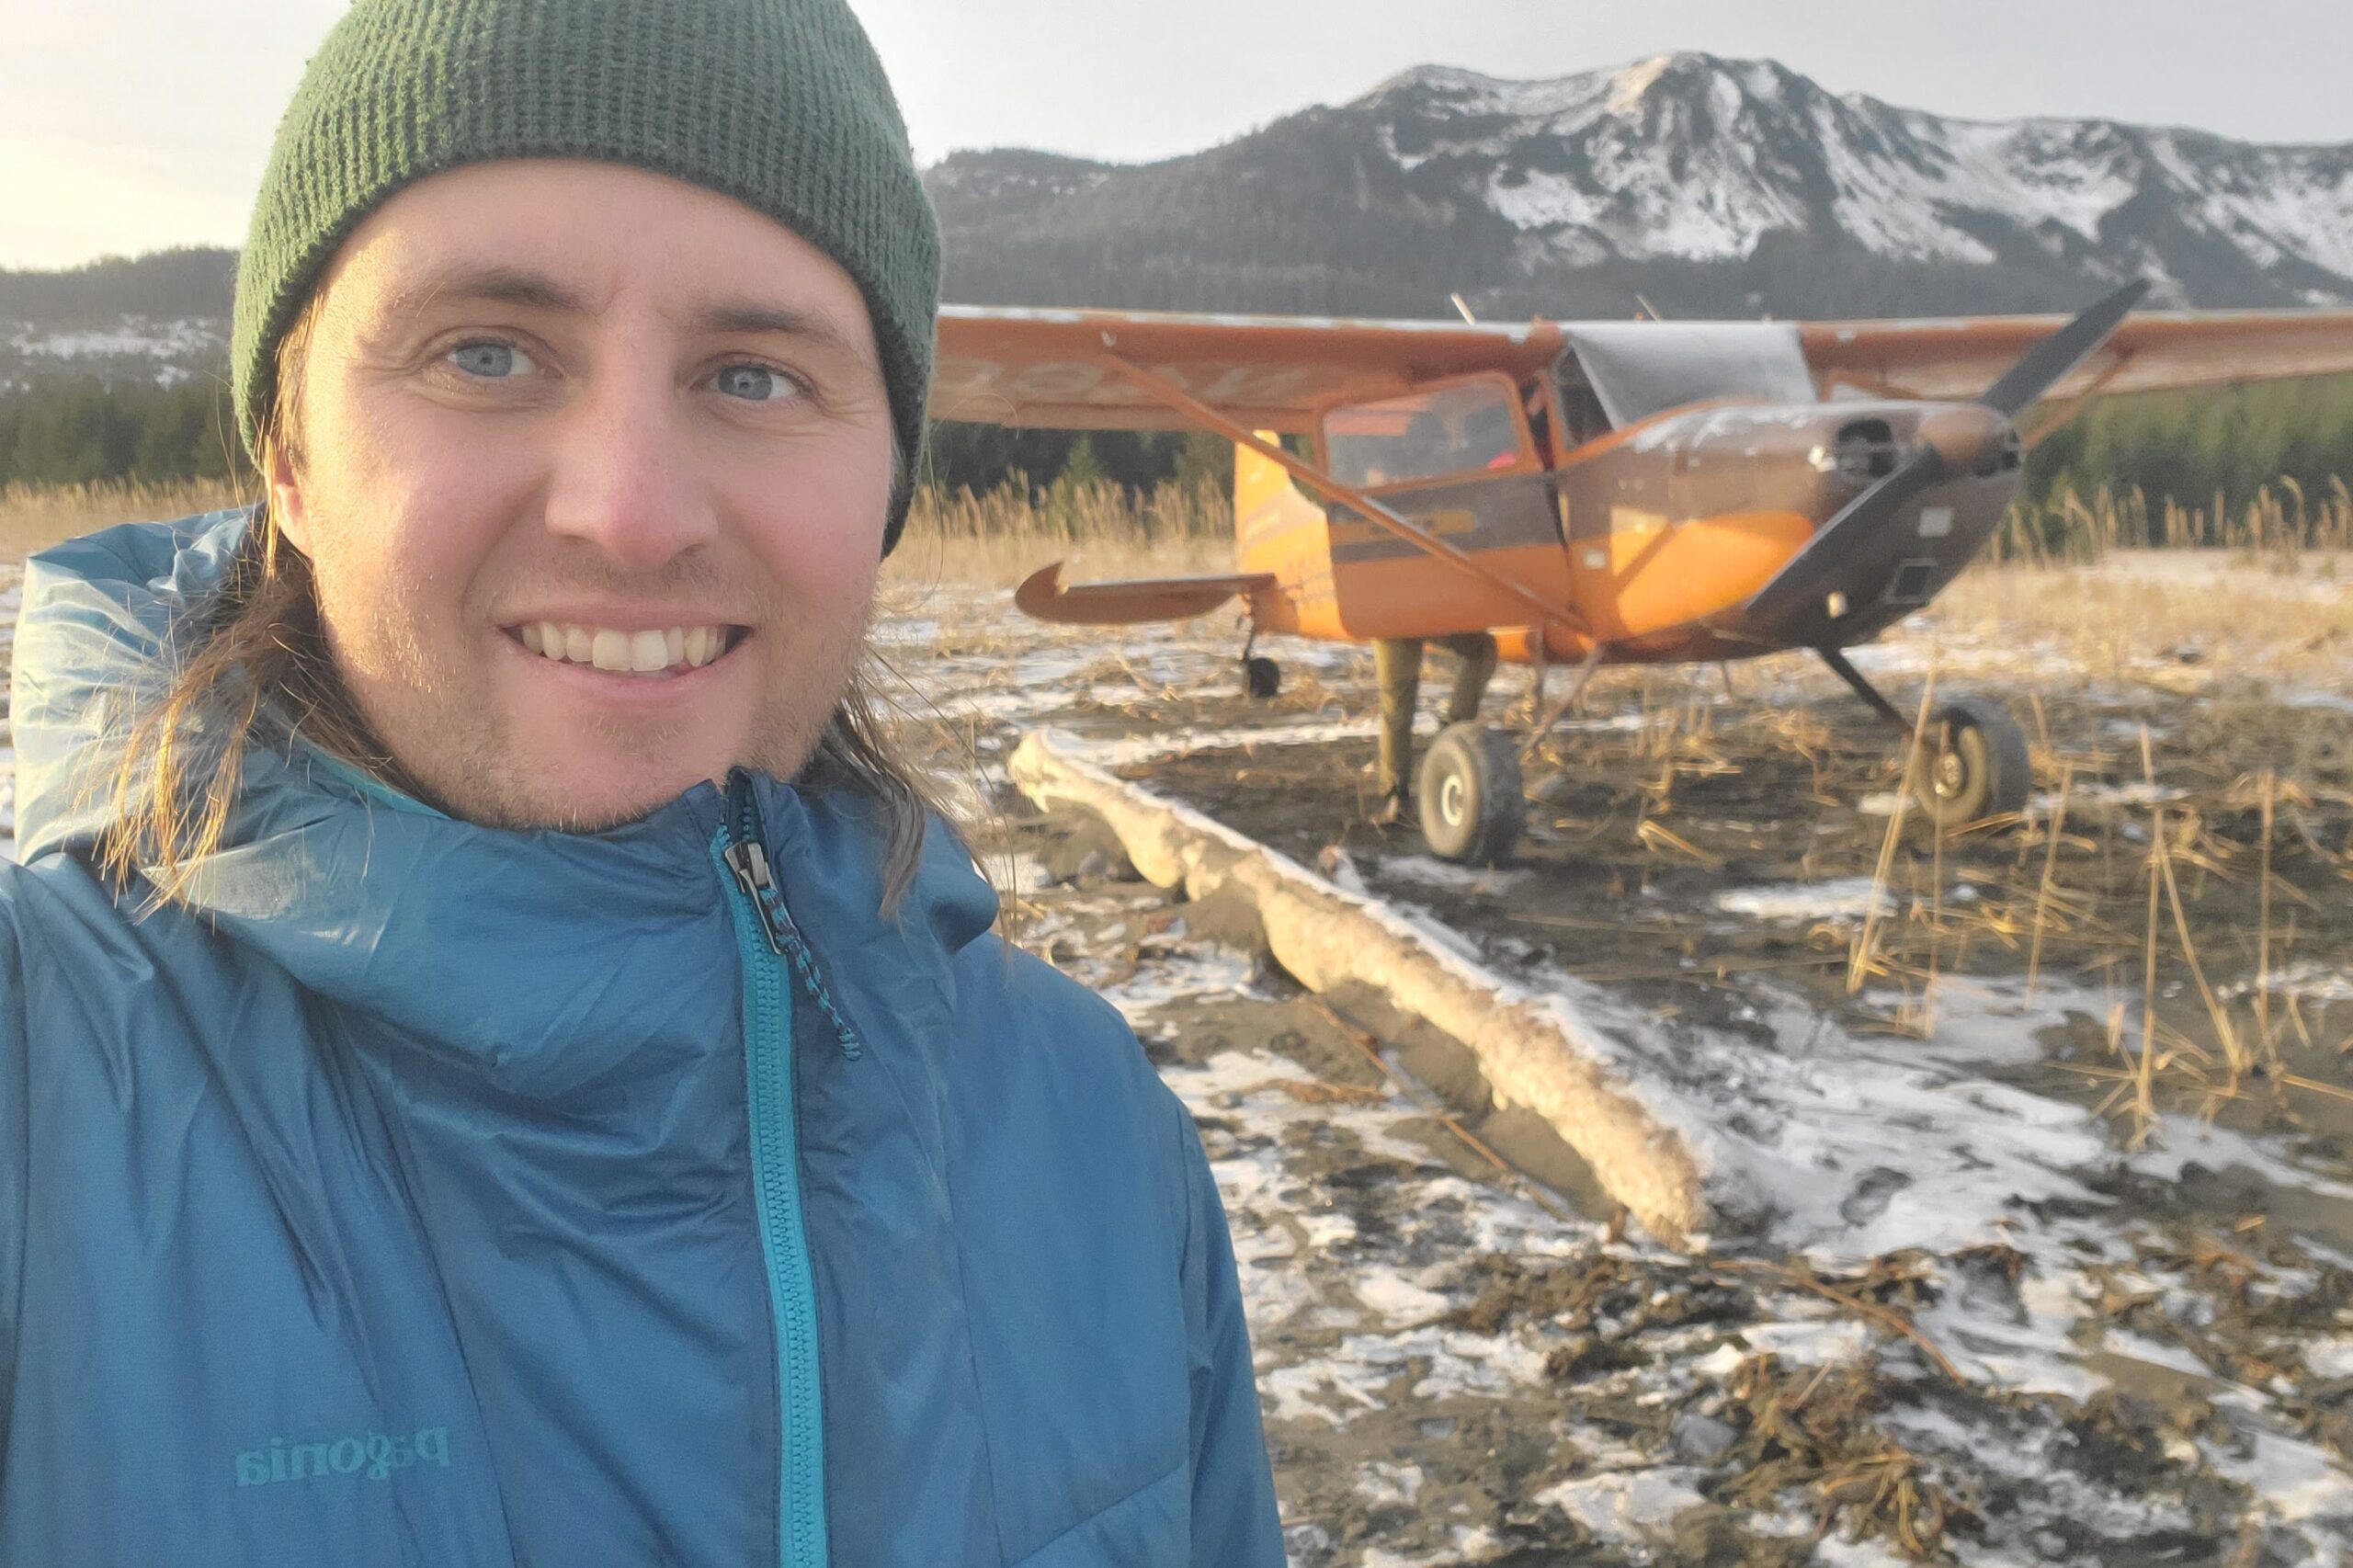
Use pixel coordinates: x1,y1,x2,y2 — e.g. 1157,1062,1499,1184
0,513,1285,1567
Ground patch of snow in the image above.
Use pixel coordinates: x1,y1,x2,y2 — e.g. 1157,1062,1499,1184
1726,1317,1876,1366
1813,1539,1918,1568
2222,960,2353,1004
1712,877,1893,922
8,317,221,361
1532,1467,1709,1544
2098,1328,2222,1382
1091,718,1379,767
1353,1270,1451,1325
2134,1116,2353,1207
1260,1323,1551,1429
1370,855,1530,894
2207,1426,2353,1527
1355,1460,1425,1507
2306,1338,2353,1380
1097,948,1267,1023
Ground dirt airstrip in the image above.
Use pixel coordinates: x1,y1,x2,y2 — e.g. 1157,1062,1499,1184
889,554,2353,1566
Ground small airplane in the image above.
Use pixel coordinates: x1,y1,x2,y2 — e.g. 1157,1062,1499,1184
930,287,2353,862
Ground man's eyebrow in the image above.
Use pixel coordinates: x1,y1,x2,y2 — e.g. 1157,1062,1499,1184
697,301,872,363
378,271,874,364
385,265,585,319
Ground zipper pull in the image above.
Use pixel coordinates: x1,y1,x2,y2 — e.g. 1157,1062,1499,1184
723,772,866,1062
722,838,788,955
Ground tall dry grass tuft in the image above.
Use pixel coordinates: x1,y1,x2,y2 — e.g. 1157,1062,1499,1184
1994,478,2353,566
884,476,1233,589
0,478,252,563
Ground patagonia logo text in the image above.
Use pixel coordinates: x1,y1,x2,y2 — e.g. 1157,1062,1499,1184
235,1427,451,1486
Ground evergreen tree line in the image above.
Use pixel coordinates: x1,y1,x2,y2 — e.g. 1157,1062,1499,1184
2023,373,2353,537
0,379,247,487
11,370,2353,550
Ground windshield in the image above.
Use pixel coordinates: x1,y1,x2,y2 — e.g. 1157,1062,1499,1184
1321,378,1525,488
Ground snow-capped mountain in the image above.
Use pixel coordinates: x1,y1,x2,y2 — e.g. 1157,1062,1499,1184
1369,54,2353,302
928,51,2353,320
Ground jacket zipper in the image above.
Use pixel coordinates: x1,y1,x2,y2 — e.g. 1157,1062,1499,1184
721,785,864,1062
715,770,831,1568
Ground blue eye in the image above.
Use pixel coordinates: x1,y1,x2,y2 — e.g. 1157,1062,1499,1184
448,340,530,379
715,364,795,403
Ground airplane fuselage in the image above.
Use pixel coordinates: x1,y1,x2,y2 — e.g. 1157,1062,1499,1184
1233,392,2022,666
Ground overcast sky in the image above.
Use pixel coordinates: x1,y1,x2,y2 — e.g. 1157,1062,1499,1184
5,0,2351,270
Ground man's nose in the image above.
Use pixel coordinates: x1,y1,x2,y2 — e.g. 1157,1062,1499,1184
540,375,718,569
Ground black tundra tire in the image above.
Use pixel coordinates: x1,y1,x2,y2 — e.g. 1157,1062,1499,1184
1417,722,1526,864
1913,695,2032,828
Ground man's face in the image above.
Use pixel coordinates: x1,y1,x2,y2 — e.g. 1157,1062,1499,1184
270,160,896,830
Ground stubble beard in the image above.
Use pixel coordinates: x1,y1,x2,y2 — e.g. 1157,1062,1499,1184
306,559,872,835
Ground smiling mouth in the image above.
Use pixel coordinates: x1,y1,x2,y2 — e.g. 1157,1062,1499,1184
509,620,747,676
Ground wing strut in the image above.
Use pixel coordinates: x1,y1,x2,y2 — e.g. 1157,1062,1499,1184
1089,352,1587,637
2018,348,2139,450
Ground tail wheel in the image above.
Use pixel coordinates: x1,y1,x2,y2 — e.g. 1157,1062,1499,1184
1243,656,1281,700
1912,696,2031,828
1417,722,1525,865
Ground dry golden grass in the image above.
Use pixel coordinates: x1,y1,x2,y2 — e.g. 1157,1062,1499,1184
0,475,1234,585
1991,476,2353,564
0,478,251,563
885,477,1232,589
1936,550,2353,686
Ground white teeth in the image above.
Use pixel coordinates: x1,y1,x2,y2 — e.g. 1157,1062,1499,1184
516,621,729,675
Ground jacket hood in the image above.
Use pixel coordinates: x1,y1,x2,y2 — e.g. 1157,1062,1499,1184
8,510,998,1094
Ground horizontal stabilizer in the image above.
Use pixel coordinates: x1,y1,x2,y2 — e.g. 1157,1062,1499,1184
1014,562,1276,626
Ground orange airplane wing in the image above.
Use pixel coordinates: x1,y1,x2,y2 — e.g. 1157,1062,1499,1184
936,301,2353,433
1802,306,2353,403
931,305,1565,434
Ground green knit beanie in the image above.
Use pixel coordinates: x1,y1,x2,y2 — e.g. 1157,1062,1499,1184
233,0,939,551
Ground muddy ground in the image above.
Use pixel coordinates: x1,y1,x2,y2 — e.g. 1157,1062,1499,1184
881,557,2353,1566
6,554,2351,1564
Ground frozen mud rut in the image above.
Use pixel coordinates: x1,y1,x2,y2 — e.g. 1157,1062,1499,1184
5,558,2348,1564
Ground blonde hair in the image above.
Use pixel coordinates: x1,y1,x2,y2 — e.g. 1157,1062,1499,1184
97,299,947,914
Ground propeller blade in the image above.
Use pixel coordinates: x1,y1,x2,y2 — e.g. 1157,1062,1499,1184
1977,278,2150,418
1746,281,2149,628
1743,445,1945,626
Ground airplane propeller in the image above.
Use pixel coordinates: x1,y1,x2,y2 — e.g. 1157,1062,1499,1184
1745,278,2151,627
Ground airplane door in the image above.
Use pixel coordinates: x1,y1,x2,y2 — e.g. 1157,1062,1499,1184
1317,375,1576,641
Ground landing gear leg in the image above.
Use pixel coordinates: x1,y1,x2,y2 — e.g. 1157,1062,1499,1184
1240,626,1280,700
1816,646,2032,828
1816,645,1911,733
1518,641,1608,765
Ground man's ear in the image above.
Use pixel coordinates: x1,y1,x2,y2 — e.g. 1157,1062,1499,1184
267,437,311,556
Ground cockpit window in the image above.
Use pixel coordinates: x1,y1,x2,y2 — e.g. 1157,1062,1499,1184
1321,377,1528,489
